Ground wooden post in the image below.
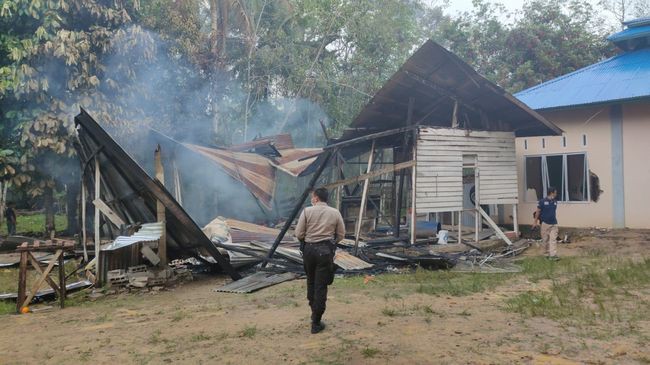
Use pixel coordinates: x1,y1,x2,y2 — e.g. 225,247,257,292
154,145,167,266
16,251,27,313
172,160,183,206
354,140,375,255
81,183,88,262
513,204,519,237
333,155,342,210
94,156,102,285
394,98,416,238
410,134,417,245
457,211,462,245
58,250,66,308
475,168,481,243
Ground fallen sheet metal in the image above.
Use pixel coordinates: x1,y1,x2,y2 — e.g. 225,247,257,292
214,272,299,293
0,280,93,300
102,222,163,251
0,252,52,267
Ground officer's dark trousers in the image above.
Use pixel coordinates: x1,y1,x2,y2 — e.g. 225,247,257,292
303,243,334,324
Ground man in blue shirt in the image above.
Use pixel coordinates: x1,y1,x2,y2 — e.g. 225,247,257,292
532,187,559,260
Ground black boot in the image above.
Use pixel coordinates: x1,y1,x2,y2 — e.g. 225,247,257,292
311,321,325,334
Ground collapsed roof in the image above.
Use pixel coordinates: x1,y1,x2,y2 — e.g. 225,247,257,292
74,108,240,280
148,129,322,211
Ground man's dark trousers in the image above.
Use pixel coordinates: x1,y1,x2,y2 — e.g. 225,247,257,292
6,221,16,235
303,242,334,324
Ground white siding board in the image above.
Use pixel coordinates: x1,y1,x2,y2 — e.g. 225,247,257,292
415,127,519,214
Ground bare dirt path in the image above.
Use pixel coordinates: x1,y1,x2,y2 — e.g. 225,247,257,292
1,229,649,365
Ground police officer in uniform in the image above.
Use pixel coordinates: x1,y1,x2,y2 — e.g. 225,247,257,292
295,188,345,334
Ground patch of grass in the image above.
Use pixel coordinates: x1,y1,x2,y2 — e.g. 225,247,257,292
190,332,211,342
170,311,189,322
381,307,399,317
361,347,381,358
0,300,15,315
214,331,229,340
0,213,67,235
416,271,513,296
94,313,111,323
636,356,650,364
420,305,435,314
383,292,402,300
337,268,514,297
148,330,164,345
505,258,650,325
517,256,580,283
240,325,257,338
78,349,92,362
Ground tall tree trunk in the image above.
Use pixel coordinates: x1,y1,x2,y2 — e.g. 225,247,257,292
210,0,222,139
44,186,55,237
0,181,7,224
209,0,230,141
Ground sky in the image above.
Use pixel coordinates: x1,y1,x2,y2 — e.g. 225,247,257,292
445,0,526,15
438,0,620,27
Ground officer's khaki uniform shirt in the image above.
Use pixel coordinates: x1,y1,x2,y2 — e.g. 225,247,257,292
295,202,345,243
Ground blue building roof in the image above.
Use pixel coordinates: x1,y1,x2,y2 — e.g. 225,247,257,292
515,49,650,110
607,17,650,50
516,16,650,111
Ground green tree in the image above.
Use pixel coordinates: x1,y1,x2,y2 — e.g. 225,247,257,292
434,0,614,93
0,0,154,234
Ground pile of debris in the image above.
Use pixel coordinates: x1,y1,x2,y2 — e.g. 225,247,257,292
209,217,530,293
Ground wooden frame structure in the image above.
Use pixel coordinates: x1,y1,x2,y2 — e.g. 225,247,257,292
16,239,75,313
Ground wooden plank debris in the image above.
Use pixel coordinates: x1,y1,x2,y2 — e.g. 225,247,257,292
477,206,513,246
215,272,299,293
334,251,374,270
92,198,125,227
319,160,415,190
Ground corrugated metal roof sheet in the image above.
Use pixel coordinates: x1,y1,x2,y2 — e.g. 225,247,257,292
102,222,164,251
515,48,650,110
186,144,277,209
608,24,650,43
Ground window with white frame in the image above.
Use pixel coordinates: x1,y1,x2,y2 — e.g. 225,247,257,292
524,153,590,202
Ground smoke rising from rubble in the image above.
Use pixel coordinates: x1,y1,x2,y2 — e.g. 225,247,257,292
81,26,331,224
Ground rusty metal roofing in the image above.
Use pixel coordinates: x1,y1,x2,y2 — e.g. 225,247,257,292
338,40,561,142
74,109,240,280
228,134,295,152
186,144,277,209
183,144,322,209
273,148,322,176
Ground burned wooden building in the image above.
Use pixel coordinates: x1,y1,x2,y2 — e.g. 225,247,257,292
267,40,562,257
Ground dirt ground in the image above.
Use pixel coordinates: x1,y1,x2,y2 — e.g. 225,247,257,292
1,229,649,365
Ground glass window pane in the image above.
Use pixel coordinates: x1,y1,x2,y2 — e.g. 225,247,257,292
546,155,564,201
567,154,587,201
525,157,543,201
